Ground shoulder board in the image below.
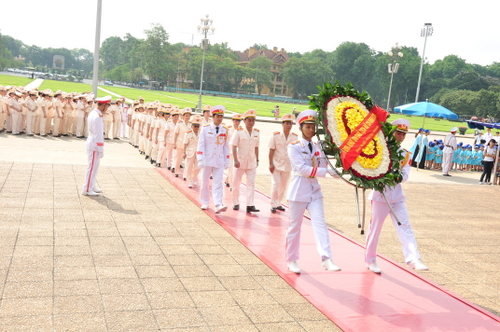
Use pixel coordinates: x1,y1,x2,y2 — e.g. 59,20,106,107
403,148,412,155
254,128,260,132
237,128,243,131
291,141,300,145
186,130,192,133
203,124,210,127
223,125,229,129
273,131,280,135
291,132,298,136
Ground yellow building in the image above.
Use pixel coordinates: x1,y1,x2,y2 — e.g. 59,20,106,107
236,47,290,97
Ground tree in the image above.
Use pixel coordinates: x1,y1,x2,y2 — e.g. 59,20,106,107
247,56,273,95
282,57,333,99
141,23,173,82
100,36,124,71
449,70,489,91
329,42,376,92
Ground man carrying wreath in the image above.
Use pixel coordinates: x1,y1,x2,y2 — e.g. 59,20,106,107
365,118,429,274
285,109,341,274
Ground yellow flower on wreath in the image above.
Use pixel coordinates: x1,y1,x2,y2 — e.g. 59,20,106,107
334,101,384,170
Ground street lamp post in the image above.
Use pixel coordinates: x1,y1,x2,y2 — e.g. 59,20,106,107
386,43,403,111
196,15,215,112
415,23,433,103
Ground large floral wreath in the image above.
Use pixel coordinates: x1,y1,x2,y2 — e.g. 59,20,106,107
309,82,404,192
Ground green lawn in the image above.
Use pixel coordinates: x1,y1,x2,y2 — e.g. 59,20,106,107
0,74,34,87
1,73,466,133
39,80,92,93
100,86,306,117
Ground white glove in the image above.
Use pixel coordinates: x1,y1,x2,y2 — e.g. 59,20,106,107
197,161,204,168
327,168,339,178
97,152,104,158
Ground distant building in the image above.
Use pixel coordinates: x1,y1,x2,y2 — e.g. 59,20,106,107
235,47,290,97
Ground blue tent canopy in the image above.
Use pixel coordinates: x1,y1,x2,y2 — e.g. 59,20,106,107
466,120,500,130
393,101,458,120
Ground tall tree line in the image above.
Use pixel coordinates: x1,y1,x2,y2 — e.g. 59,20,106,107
1,25,500,118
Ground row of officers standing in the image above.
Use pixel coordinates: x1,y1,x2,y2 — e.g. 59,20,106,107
0,86,128,139
125,103,428,275
127,101,297,214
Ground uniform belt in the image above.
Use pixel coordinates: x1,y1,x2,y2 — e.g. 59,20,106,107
293,172,315,178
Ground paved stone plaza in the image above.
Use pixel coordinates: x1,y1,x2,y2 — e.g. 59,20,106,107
0,121,498,331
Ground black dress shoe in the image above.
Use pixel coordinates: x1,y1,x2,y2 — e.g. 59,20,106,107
247,206,260,213
271,207,277,213
150,159,154,164
233,204,239,210
276,206,286,212
180,165,184,169
155,163,160,167
175,174,179,177
145,155,149,160
225,182,230,187
171,168,175,173
183,177,186,181
167,167,171,170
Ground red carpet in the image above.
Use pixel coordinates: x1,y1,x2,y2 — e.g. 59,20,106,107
157,168,500,331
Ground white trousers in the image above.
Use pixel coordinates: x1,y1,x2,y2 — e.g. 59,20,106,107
11,111,22,134
286,199,332,262
225,156,234,186
53,116,61,136
270,170,291,208
76,116,85,137
165,143,175,168
365,200,420,264
174,147,185,175
82,150,100,193
113,119,120,138
200,166,224,207
120,121,128,138
104,120,112,139
232,168,256,206
26,111,35,135
185,155,201,185
442,152,453,175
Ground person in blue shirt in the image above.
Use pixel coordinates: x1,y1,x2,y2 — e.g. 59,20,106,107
463,145,473,171
434,145,444,170
452,142,463,171
472,145,483,172
425,141,437,169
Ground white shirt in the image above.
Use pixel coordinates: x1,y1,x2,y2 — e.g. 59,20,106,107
197,123,230,168
86,109,104,154
286,138,328,202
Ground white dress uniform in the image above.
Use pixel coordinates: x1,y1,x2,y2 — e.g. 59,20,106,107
82,98,108,194
113,103,122,139
197,111,230,209
231,126,260,208
183,127,201,186
174,119,191,176
76,99,86,137
269,130,298,209
165,117,178,169
0,92,5,132
9,96,22,135
25,97,38,135
442,129,458,175
286,138,333,263
52,97,63,136
365,148,422,265
103,103,115,139
156,115,169,166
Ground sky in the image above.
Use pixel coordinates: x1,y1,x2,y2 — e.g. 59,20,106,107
1,0,498,66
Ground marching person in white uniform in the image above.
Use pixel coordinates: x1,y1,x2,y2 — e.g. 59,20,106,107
225,113,243,188
269,113,297,213
231,109,260,213
183,115,202,187
285,109,341,274
442,127,458,176
365,118,428,274
197,105,230,214
82,96,111,196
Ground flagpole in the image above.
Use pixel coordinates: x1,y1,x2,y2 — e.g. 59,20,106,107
92,0,102,97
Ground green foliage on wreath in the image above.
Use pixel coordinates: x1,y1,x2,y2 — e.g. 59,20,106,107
308,82,404,192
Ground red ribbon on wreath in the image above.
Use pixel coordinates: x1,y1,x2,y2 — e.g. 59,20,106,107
339,105,389,170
